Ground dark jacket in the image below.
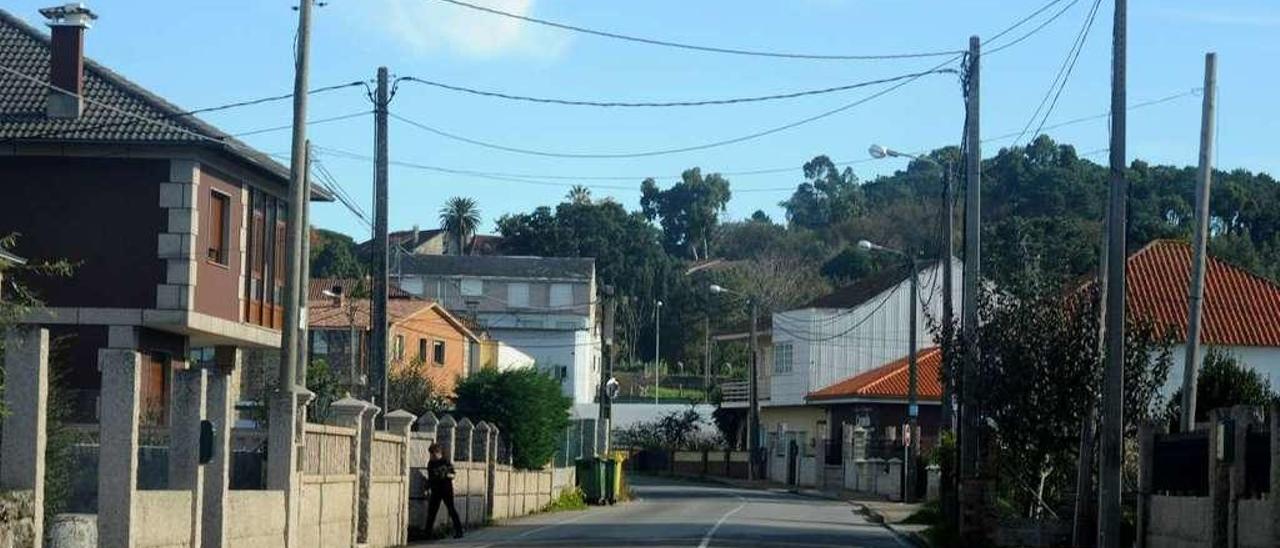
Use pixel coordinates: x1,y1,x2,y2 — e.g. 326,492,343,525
426,457,456,492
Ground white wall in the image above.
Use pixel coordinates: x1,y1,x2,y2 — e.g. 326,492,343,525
1163,344,1280,396
769,259,961,406
487,328,599,404
495,342,536,371
572,403,716,432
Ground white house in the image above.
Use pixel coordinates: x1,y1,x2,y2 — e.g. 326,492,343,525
392,255,602,404
1120,239,1280,396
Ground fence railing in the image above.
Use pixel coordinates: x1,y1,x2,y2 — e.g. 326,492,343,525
1151,430,1209,496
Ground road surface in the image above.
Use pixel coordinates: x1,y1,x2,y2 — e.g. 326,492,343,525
414,476,909,547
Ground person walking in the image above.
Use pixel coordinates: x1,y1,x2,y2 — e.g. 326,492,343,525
426,443,464,539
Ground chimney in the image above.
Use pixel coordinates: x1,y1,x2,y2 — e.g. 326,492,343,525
39,3,97,119
411,224,420,247
329,285,345,308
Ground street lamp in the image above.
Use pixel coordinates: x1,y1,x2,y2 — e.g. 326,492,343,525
654,300,663,405
860,239,921,502
709,284,762,480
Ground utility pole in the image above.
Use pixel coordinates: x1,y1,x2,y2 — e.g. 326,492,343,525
940,162,958,525
298,140,313,388
1073,213,1108,548
278,0,313,396
1180,52,1218,432
1098,0,1128,545
704,316,711,401
906,260,919,502
653,300,662,404
748,298,761,481
370,67,390,411
959,34,985,543
599,286,616,455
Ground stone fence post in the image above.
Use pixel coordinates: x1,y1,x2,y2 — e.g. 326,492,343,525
850,426,868,461
97,329,142,548
416,412,439,443
329,397,372,548
1270,405,1279,547
385,409,417,547
475,422,493,520
1135,421,1155,548
1,327,48,548
438,415,457,461
456,418,474,463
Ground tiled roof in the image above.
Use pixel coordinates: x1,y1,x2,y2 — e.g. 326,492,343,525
307,278,411,300
398,254,595,280
0,8,291,183
1124,239,1280,347
807,347,942,402
307,298,432,330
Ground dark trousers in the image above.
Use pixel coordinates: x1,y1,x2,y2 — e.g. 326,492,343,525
427,484,463,536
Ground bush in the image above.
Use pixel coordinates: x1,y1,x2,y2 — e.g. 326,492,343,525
455,368,571,469
387,358,449,418
543,486,587,512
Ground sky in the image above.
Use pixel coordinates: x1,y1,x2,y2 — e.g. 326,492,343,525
5,0,1277,241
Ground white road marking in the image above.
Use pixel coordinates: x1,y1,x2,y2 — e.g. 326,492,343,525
697,496,747,548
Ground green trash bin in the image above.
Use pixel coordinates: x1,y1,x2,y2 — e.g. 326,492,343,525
603,457,619,505
575,458,606,505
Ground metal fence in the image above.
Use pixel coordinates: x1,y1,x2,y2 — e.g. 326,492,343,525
1243,426,1271,498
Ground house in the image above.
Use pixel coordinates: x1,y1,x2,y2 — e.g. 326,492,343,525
0,4,329,422
1119,239,1280,394
360,225,505,259
392,255,602,404
304,282,481,398
806,346,943,449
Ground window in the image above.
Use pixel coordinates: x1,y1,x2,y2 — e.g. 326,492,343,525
394,335,405,361
418,338,427,363
433,341,446,365
550,283,573,307
460,278,483,296
207,191,230,265
773,343,794,374
508,282,530,307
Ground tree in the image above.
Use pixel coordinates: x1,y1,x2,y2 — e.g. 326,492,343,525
640,168,731,260
439,197,481,256
781,155,862,229
566,185,592,205
454,368,571,469
388,359,450,418
310,228,362,279
1165,348,1279,428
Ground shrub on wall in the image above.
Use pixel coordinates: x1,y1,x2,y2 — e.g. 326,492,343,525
454,368,571,469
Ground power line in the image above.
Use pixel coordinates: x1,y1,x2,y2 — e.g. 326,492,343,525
399,70,956,108
233,111,372,137
982,0,1069,46
390,62,957,159
429,0,964,61
984,0,1082,56
1011,0,1103,146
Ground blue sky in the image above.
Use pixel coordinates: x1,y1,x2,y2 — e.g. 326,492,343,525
6,0,1277,241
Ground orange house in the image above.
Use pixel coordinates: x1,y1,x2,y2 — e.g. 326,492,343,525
308,281,480,398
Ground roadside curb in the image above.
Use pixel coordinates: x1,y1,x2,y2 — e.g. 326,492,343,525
854,503,932,548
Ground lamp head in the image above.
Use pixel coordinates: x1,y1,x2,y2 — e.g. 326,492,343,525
868,144,888,159
709,284,726,294
857,240,875,251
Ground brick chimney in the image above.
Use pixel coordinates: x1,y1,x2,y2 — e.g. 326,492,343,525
39,3,97,119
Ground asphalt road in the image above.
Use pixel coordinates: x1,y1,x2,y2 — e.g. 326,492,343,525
414,476,909,548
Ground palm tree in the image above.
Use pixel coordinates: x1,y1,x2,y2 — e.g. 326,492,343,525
566,185,592,205
439,197,481,256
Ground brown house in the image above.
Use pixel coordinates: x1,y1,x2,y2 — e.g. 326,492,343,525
0,5,329,422
306,279,480,399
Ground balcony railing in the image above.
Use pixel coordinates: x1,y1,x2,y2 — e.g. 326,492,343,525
719,380,769,403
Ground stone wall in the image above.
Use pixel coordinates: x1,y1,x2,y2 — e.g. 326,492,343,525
226,491,286,548
134,491,194,548
0,490,35,548
1147,495,1211,548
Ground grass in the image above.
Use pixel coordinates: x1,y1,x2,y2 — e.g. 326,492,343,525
542,486,588,513
901,500,942,525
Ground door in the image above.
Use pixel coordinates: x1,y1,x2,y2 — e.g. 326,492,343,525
140,353,168,426
786,435,799,486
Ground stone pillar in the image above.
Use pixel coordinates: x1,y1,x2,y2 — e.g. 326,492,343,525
385,410,416,546
266,387,313,548
328,397,371,548
201,346,239,548
357,401,381,544
416,412,439,443
170,367,207,548
475,422,493,519
1207,408,1229,548
456,418,474,463
1,327,48,548
99,342,143,548
1135,421,1155,548
1270,405,1279,547
926,464,941,502
1227,406,1262,548
437,415,457,462
850,426,868,460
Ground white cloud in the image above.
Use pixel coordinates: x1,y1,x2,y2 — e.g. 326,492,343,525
380,0,572,59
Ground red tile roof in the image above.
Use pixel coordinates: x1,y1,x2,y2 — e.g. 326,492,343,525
1125,239,1280,347
307,298,434,330
807,347,942,402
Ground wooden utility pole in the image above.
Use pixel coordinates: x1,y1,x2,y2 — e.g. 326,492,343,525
370,67,390,410
1098,0,1128,545
279,0,313,394
1180,53,1218,432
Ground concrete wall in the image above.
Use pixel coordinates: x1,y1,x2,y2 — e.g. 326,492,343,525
135,491,194,548
1238,497,1274,548
1147,495,1211,548
226,491,287,548
298,478,356,548
0,490,36,548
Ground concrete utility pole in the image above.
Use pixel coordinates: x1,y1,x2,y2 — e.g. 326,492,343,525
1180,52,1218,433
1073,213,1108,548
279,0,313,394
370,67,390,410
748,298,761,480
599,286,616,455
653,300,663,404
1098,1,1128,545
906,260,919,502
960,35,981,481
940,162,958,525
298,140,313,387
